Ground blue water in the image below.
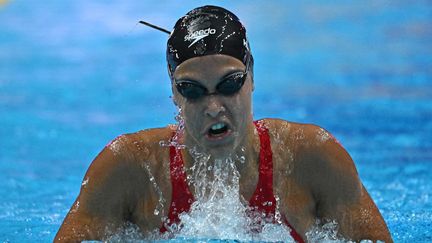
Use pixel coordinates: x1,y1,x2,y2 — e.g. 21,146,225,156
1,0,431,242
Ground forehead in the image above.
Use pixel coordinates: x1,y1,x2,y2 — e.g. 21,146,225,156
173,54,245,81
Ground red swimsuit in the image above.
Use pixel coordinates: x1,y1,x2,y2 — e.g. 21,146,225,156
160,120,304,243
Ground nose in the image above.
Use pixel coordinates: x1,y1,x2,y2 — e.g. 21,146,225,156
205,95,226,118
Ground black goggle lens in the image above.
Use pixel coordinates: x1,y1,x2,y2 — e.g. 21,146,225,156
216,72,246,95
176,81,207,100
175,72,247,100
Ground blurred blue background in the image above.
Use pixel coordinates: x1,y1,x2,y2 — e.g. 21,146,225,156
0,0,431,241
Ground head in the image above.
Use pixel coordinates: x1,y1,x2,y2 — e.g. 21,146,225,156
167,5,255,157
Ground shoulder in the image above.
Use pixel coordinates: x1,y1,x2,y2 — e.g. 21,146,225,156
291,122,362,203
262,118,361,198
260,118,330,153
79,126,176,207
91,125,176,175
104,125,176,160
261,118,347,159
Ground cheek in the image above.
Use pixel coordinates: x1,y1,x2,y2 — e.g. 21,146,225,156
181,103,203,132
181,104,194,121
234,86,252,115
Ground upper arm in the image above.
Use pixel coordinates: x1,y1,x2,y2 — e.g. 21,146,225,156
55,136,135,242
306,126,392,242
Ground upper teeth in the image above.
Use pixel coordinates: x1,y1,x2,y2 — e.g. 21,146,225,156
211,123,225,130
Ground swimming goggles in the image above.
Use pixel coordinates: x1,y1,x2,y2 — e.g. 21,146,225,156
175,70,248,100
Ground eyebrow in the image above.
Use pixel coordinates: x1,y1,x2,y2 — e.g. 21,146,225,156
175,69,244,82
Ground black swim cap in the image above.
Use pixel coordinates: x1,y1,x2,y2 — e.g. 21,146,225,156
167,5,253,77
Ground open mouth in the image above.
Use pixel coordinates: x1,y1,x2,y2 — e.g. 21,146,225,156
207,122,230,138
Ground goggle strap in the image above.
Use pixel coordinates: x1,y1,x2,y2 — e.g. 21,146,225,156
139,21,171,35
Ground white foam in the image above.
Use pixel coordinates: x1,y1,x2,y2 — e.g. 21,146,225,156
170,149,295,242
305,220,358,243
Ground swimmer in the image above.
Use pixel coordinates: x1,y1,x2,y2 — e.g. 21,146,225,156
55,5,392,242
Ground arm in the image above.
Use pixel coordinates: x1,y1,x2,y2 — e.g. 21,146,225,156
55,137,134,242
307,127,392,242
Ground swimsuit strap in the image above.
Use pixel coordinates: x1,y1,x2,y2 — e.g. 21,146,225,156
249,120,276,216
250,120,305,243
160,131,194,233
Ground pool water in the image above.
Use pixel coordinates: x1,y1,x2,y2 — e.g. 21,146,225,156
1,0,431,242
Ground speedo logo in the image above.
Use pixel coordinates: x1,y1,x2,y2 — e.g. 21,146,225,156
184,28,216,48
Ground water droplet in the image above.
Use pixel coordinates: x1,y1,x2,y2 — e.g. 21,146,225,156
81,177,89,187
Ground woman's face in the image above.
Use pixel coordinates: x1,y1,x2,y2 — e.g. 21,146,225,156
172,54,254,158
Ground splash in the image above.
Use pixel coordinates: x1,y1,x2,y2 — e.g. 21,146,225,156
106,222,145,242
159,109,186,149
170,148,295,242
143,163,166,218
304,220,379,243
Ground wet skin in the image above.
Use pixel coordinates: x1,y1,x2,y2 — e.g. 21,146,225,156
55,55,393,242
